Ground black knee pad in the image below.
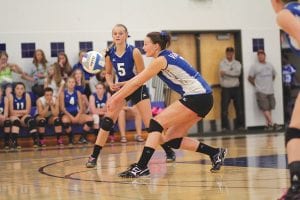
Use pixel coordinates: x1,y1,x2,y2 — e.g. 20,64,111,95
164,138,183,149
25,117,36,131
63,123,70,129
4,120,11,128
12,119,21,127
86,121,94,128
101,117,114,131
148,119,163,133
54,118,62,126
285,128,300,145
38,119,46,127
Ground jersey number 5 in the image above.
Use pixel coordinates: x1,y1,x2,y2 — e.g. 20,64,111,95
117,63,126,77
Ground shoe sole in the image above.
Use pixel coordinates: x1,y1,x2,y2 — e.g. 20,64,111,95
210,148,227,173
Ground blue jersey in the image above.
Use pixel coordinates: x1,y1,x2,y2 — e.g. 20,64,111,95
93,92,108,108
13,93,26,110
75,85,85,94
157,50,212,96
64,90,79,115
0,96,5,114
107,44,136,82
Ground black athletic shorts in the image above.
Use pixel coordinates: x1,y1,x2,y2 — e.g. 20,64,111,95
179,93,213,118
125,85,150,105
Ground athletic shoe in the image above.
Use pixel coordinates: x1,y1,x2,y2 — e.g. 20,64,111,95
4,142,9,149
119,163,150,178
210,148,227,172
78,137,88,144
39,139,46,147
135,135,144,142
68,135,74,145
278,186,300,200
11,141,21,150
166,150,176,162
120,136,127,143
86,156,97,168
33,141,39,148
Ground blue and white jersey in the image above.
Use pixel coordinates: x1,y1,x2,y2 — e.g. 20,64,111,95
0,96,5,114
64,90,79,115
75,85,85,94
285,2,300,55
13,93,26,110
93,92,108,108
107,44,136,82
157,50,212,96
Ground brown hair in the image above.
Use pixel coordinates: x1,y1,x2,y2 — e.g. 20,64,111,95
49,63,63,87
33,49,48,70
146,31,171,50
0,51,8,58
57,52,72,75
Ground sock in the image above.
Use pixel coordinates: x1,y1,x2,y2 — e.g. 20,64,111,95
91,145,102,159
39,133,44,140
161,143,173,154
196,142,219,157
32,132,38,143
4,133,9,144
137,146,155,169
289,161,300,189
11,133,18,144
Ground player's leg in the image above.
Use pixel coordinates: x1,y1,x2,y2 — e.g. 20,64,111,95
119,100,199,178
78,114,94,144
36,116,47,147
118,108,127,143
2,119,11,149
49,116,63,145
61,115,73,145
86,99,125,168
21,114,38,148
128,106,144,142
285,93,300,197
10,116,21,149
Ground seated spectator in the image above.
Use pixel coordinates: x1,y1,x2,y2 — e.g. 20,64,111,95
22,49,48,98
89,70,109,94
36,87,62,146
56,52,72,81
8,82,38,149
59,77,93,145
118,103,144,143
73,50,94,96
0,51,26,87
72,69,89,111
44,63,65,98
0,86,11,149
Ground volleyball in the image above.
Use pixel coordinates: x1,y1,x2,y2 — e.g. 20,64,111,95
82,51,105,74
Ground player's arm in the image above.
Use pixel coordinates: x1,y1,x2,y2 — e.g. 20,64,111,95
56,80,65,98
77,91,84,114
88,95,98,115
37,98,49,118
59,92,72,118
110,56,166,103
51,98,59,117
248,75,255,86
24,93,31,115
277,9,300,43
105,56,115,88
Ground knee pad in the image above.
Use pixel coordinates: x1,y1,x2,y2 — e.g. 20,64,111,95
63,123,70,129
86,121,94,128
164,138,183,149
54,118,62,126
25,117,36,131
285,128,300,145
38,119,46,127
148,119,163,133
101,117,114,131
4,120,11,128
12,119,21,127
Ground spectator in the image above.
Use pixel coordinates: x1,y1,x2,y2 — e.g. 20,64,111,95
89,70,109,94
44,63,65,99
219,47,244,131
72,69,89,112
0,86,11,149
56,52,72,81
248,50,280,131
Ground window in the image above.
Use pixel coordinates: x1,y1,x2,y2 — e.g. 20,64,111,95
135,40,145,54
0,43,6,52
79,41,93,51
21,43,35,58
51,42,64,57
252,38,264,52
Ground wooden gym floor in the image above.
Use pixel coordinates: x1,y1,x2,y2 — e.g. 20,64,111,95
0,131,289,200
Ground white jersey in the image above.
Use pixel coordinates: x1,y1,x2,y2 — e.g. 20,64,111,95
157,50,212,96
37,96,56,117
